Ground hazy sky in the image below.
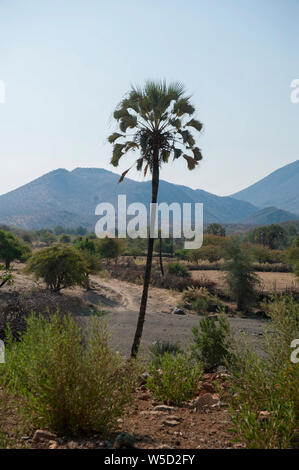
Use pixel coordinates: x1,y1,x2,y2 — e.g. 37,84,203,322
0,0,298,196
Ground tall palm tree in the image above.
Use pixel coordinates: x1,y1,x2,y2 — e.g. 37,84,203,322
108,80,203,358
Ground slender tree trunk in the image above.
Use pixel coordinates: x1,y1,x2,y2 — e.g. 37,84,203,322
159,233,164,276
131,150,159,358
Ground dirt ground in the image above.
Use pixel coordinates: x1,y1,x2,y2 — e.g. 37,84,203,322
1,264,269,357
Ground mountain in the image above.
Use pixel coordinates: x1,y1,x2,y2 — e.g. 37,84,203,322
0,168,258,230
231,160,299,214
240,206,299,225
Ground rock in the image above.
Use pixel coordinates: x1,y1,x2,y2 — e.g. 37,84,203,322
200,383,215,394
114,432,135,448
192,393,220,409
163,419,180,427
67,441,79,449
32,430,57,443
208,314,218,321
154,405,175,412
48,440,58,449
117,418,124,424
140,371,150,385
172,307,186,315
259,410,270,421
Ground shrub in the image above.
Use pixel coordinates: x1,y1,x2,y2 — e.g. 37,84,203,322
149,340,183,367
190,315,231,371
227,295,299,448
25,245,89,292
58,233,71,244
167,262,190,278
0,265,14,289
223,240,259,311
147,353,202,406
2,312,137,434
285,237,299,277
182,286,221,313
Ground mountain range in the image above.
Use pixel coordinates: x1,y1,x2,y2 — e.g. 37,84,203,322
0,160,298,231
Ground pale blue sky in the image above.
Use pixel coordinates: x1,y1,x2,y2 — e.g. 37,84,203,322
0,0,298,196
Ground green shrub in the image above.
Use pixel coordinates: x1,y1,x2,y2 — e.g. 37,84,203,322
2,312,136,435
147,353,202,405
182,286,220,313
191,315,231,371
149,340,183,367
227,295,299,448
0,265,14,289
167,262,190,278
223,239,259,311
25,245,89,292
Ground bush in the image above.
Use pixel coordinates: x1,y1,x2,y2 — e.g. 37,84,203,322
0,265,14,289
2,312,137,434
227,295,299,448
26,245,89,292
149,340,183,367
182,286,221,313
147,353,202,406
167,262,190,278
223,240,260,311
190,315,231,371
285,237,299,277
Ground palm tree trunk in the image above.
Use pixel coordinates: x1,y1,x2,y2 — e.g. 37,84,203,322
130,152,159,358
159,233,164,276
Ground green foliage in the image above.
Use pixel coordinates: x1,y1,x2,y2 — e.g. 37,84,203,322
108,80,203,178
0,230,31,269
36,229,57,245
97,237,124,263
58,233,71,244
191,315,231,371
167,262,190,278
1,313,137,434
285,236,299,277
0,265,14,289
250,224,287,250
26,244,89,292
149,340,183,368
182,286,220,313
223,240,259,311
206,223,225,237
227,295,299,448
147,353,202,405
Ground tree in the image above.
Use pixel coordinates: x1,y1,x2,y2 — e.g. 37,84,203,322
206,223,225,237
109,80,203,358
97,237,124,263
250,225,287,249
0,230,30,269
223,240,259,311
26,245,89,292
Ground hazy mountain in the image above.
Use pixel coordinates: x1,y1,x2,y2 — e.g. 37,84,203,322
0,167,258,230
231,160,299,214
240,206,299,225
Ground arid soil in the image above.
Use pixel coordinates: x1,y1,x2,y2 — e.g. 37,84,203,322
1,372,241,450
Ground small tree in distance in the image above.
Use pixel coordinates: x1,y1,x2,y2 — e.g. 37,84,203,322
223,239,259,311
26,245,89,292
0,230,30,269
206,223,226,237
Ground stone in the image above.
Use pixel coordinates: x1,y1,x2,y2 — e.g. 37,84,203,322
67,441,79,449
163,419,180,427
32,430,57,443
194,393,220,409
172,307,186,315
154,404,175,412
48,440,58,449
114,432,135,448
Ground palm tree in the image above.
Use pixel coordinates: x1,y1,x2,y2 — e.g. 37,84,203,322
108,80,203,358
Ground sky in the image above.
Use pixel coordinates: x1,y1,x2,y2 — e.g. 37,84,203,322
0,0,298,197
